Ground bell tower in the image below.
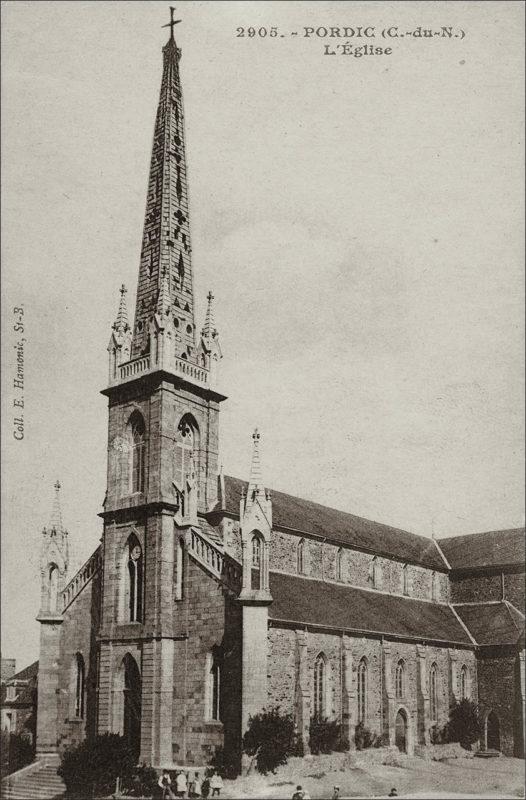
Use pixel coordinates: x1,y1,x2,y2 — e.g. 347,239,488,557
97,13,227,766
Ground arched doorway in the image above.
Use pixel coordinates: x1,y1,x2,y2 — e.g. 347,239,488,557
486,711,500,751
395,709,408,753
123,655,141,758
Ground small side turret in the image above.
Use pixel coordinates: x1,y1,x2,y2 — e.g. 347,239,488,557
197,291,222,387
108,285,132,383
239,429,272,602
38,480,69,618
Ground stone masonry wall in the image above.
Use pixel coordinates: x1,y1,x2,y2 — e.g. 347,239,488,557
450,573,502,603
449,569,525,609
105,380,220,518
267,529,448,603
56,570,101,753
504,572,525,610
171,554,242,766
477,651,520,756
267,627,476,747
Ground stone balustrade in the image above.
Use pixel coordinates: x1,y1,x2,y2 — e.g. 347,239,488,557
113,353,210,388
187,527,241,591
62,546,102,611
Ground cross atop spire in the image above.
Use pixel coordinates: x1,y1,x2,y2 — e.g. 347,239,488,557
162,6,182,40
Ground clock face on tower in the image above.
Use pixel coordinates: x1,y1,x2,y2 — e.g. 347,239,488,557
130,545,142,561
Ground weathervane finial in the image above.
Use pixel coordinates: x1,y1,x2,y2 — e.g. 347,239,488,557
162,6,182,40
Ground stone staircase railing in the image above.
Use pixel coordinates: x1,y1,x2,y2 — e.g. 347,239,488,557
62,546,102,611
186,527,241,592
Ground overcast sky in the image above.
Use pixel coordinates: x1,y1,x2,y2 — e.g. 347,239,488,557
1,1,524,668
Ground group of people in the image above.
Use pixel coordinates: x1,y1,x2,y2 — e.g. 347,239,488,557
158,768,223,799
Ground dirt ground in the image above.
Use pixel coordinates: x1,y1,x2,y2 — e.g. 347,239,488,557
221,753,525,799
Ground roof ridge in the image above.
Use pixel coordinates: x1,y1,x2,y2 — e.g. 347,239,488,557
449,603,478,646
225,474,426,541
432,537,451,570
439,526,525,542
504,601,525,634
504,599,525,620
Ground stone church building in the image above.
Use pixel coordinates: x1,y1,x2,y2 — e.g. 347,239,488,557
35,24,525,772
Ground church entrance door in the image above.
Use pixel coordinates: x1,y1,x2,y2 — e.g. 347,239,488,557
123,654,142,759
395,709,407,753
486,711,500,751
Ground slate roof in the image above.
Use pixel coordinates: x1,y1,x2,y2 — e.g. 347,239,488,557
0,661,38,708
218,476,446,571
268,571,471,645
453,602,525,646
439,528,524,571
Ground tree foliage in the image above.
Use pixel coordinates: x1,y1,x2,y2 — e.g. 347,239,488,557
309,716,349,754
58,733,136,797
445,699,484,750
1,732,34,777
242,707,296,774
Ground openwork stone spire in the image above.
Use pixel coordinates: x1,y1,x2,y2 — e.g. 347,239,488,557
113,285,130,333
202,291,216,340
247,428,264,498
131,23,196,360
48,480,63,533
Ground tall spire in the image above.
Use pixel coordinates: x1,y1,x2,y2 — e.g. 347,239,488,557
131,12,195,361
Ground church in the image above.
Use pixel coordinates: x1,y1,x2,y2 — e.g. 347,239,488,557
34,20,524,773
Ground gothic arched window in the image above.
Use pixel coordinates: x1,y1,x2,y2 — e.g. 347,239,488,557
460,665,469,699
205,652,221,722
48,563,59,613
313,653,327,719
402,564,409,596
429,663,439,721
251,533,263,590
126,535,143,623
74,653,85,719
370,556,382,589
127,412,146,494
174,414,200,499
357,658,368,723
297,539,305,575
336,548,343,581
395,659,405,699
431,571,438,601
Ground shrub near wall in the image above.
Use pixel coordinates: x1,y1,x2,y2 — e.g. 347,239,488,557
242,708,296,775
58,734,136,797
309,716,349,754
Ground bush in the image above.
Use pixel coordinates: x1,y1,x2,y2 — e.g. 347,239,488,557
242,707,295,774
309,716,348,754
445,699,483,751
58,733,136,797
0,732,34,777
354,722,376,750
209,746,238,779
129,763,159,797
